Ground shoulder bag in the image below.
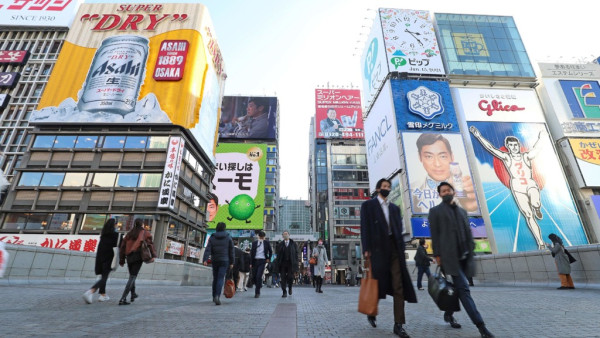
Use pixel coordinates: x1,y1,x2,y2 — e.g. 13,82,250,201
564,247,577,264
224,270,236,298
110,234,122,271
138,230,154,264
428,266,460,312
358,257,378,316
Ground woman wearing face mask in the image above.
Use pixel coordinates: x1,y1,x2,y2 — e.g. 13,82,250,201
312,239,328,293
83,218,119,304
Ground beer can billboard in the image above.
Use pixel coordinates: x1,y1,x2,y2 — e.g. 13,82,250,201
30,3,226,163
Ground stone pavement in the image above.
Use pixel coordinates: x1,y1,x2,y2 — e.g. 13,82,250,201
1,281,599,337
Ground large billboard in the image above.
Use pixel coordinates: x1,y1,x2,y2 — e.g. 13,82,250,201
559,80,600,119
379,8,444,75
28,3,226,163
402,132,479,216
360,9,388,111
364,81,400,191
435,14,534,77
0,0,82,28
315,89,364,139
566,138,600,187
467,121,588,252
218,96,277,140
391,79,459,132
209,143,266,230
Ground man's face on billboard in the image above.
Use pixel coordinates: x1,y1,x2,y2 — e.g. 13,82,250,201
506,141,520,154
419,140,453,181
207,199,218,221
247,101,263,117
327,109,337,120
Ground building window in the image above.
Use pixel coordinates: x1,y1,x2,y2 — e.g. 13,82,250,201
49,213,75,231
168,219,184,237
53,135,77,148
2,213,28,230
92,173,116,187
147,136,169,149
125,136,147,149
103,135,126,148
75,136,98,149
63,173,87,187
116,173,139,188
18,172,42,186
25,213,53,230
138,173,161,188
40,172,65,186
33,135,55,148
81,214,107,231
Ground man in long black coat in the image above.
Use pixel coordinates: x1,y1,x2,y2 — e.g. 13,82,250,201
429,182,494,338
273,230,299,297
361,178,416,338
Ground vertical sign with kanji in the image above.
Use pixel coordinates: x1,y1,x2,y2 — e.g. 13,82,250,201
158,136,184,209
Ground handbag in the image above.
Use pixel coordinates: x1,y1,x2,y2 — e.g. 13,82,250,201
309,256,317,265
428,266,460,312
138,230,154,264
111,234,121,271
564,248,577,264
224,270,236,298
246,269,254,288
358,258,378,316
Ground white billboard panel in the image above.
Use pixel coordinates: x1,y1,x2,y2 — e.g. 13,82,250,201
451,88,545,122
364,81,401,191
0,0,81,28
361,10,389,111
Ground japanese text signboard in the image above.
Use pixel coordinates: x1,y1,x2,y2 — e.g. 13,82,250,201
0,50,30,65
567,138,600,187
29,3,226,164
0,72,20,88
209,143,266,230
0,0,82,28
0,234,100,252
158,136,185,209
315,89,364,139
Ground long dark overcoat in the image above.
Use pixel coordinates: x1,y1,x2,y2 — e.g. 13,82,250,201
428,202,475,277
360,197,417,303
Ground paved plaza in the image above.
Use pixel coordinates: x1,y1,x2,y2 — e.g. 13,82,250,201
1,282,599,337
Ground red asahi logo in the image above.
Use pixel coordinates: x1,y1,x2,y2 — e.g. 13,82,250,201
478,99,525,116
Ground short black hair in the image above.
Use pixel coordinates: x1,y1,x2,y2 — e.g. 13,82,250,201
207,193,218,205
216,222,226,232
505,136,520,147
375,178,391,190
416,133,453,156
249,97,269,113
419,238,426,245
437,182,454,194
258,230,266,238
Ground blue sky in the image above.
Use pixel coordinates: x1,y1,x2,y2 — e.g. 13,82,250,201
87,0,599,199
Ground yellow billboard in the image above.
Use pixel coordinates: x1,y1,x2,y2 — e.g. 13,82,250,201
31,3,226,162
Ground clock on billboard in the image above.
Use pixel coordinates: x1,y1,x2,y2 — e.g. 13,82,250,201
379,8,445,75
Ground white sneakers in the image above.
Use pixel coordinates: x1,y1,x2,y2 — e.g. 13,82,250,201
98,295,110,302
82,290,94,304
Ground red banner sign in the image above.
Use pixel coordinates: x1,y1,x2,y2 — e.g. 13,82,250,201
0,50,29,64
153,40,189,81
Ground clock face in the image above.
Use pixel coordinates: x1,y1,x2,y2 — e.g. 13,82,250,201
380,9,439,58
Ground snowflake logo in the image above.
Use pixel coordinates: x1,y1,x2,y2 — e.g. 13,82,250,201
407,86,444,120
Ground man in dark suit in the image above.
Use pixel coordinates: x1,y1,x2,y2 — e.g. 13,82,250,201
429,182,494,338
274,230,299,298
233,240,244,291
250,230,272,298
414,238,434,290
361,178,416,338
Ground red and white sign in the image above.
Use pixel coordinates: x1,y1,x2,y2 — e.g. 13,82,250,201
315,89,364,139
165,239,184,256
0,0,81,28
158,136,185,209
153,40,189,81
0,50,29,65
0,234,99,252
451,88,545,122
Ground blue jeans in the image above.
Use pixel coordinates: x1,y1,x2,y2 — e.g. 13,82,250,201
445,267,483,326
417,266,431,289
212,261,228,297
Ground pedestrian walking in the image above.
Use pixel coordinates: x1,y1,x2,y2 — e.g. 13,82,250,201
274,230,299,298
202,222,234,305
250,230,272,298
360,178,416,338
356,266,363,286
118,219,156,305
414,238,434,290
546,233,575,289
83,218,119,304
345,267,352,286
233,240,244,291
238,247,251,291
311,239,328,293
429,182,494,338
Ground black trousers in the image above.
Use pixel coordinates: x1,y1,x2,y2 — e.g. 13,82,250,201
279,262,294,291
252,259,266,294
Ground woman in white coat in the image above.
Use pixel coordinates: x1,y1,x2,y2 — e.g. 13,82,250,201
312,239,328,293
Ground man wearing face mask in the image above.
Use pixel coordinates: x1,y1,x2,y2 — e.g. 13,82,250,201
428,182,494,338
360,178,416,338
274,230,299,298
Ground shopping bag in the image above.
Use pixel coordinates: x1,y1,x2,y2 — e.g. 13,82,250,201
428,266,460,312
246,270,254,288
111,234,121,272
224,271,236,298
358,258,378,316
